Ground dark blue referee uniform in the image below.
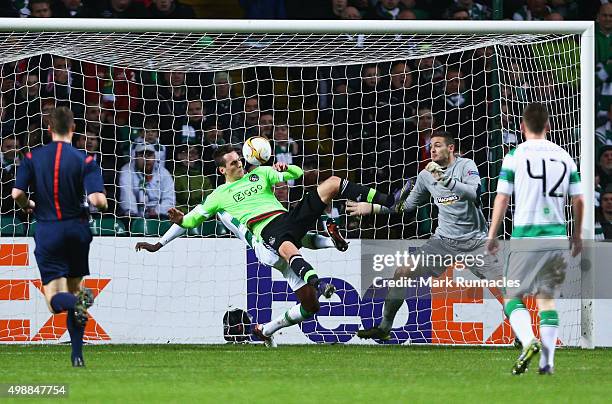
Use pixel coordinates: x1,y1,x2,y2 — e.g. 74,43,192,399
14,141,104,285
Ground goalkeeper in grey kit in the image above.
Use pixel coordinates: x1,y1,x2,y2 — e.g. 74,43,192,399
347,132,501,340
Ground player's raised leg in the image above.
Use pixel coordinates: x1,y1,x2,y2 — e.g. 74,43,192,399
317,175,394,208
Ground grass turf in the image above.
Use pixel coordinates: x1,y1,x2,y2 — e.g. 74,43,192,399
0,344,610,403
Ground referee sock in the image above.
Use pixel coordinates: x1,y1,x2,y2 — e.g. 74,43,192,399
339,179,394,207
66,310,85,361
262,304,313,336
50,292,77,314
289,255,319,286
379,284,406,333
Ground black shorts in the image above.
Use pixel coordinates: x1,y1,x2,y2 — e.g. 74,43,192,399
260,191,327,252
34,218,92,285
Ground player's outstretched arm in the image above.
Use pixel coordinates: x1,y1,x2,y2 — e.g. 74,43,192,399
137,203,210,252
346,200,376,216
135,223,187,253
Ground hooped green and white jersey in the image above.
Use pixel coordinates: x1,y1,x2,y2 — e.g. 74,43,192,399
497,139,582,239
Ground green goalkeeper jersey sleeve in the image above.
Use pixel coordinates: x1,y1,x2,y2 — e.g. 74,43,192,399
180,165,303,237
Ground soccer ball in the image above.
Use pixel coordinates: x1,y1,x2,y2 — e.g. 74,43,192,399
242,136,272,166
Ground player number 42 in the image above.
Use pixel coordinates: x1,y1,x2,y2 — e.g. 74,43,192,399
526,158,567,198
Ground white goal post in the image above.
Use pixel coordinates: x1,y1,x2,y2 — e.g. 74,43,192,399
0,19,595,347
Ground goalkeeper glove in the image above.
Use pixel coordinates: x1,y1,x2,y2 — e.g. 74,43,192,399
426,161,452,188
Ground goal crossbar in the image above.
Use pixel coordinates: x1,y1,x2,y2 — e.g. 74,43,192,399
0,18,595,34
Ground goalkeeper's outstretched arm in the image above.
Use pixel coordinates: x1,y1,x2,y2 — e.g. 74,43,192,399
346,175,429,217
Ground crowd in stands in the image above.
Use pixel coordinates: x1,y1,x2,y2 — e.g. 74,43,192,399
1,0,196,19
0,1,603,21
0,0,610,240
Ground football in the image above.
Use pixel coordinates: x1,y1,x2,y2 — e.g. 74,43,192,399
242,136,272,166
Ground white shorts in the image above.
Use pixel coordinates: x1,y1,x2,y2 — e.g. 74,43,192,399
504,248,570,298
253,241,306,292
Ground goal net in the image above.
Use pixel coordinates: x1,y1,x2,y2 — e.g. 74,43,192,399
0,20,593,346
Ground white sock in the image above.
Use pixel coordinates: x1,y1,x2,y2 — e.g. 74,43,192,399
509,309,536,348
540,326,558,368
262,304,310,336
301,233,335,250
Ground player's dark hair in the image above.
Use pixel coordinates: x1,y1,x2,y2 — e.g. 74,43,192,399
49,106,74,136
522,103,549,134
431,131,456,148
213,144,239,168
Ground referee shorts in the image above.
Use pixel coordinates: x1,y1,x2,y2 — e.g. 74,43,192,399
34,218,93,285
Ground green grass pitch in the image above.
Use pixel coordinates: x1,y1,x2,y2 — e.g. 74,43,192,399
1,345,610,403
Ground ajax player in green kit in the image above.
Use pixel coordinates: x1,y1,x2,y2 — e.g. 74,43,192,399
167,144,395,346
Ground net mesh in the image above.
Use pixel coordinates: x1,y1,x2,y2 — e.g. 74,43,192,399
0,30,582,345
0,32,562,70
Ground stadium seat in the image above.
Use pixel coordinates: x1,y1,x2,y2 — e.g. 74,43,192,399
130,218,173,237
0,216,26,237
90,217,127,236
